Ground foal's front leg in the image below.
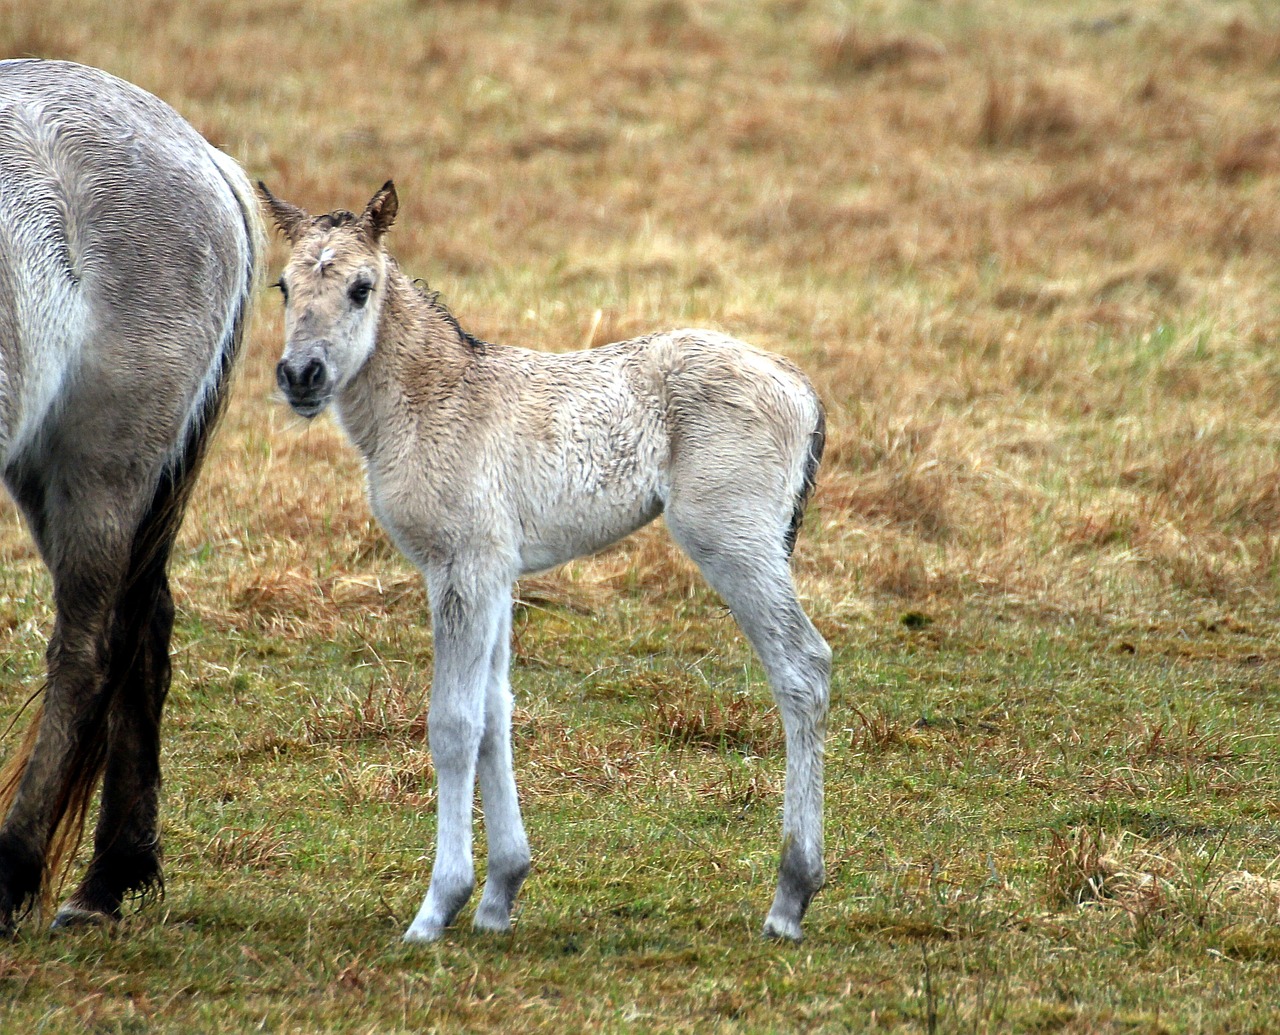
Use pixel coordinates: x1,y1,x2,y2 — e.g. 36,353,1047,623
404,573,508,943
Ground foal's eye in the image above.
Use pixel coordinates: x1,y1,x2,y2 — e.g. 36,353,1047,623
273,279,289,302
349,280,373,307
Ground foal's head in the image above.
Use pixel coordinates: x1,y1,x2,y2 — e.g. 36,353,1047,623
257,181,398,418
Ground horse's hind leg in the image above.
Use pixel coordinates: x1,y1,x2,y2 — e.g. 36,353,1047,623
0,464,138,931
665,512,831,942
52,562,176,928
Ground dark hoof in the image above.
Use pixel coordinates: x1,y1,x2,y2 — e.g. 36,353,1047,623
50,902,118,931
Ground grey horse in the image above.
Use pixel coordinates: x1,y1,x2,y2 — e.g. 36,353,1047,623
0,60,262,933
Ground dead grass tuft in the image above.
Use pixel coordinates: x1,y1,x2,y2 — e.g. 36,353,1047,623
335,753,434,807
644,673,782,756
303,678,428,745
1062,508,1139,553
525,733,653,796
813,26,946,78
1220,870,1280,921
826,462,954,541
204,826,295,873
847,706,930,754
1045,828,1174,912
977,74,1084,150
1119,717,1238,766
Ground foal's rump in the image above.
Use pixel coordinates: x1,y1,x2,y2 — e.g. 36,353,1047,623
0,59,259,471
658,329,824,556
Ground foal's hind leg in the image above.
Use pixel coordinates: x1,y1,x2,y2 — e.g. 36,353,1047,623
473,601,531,933
665,514,831,942
53,565,175,928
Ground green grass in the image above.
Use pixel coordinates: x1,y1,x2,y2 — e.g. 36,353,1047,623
5,587,1280,1031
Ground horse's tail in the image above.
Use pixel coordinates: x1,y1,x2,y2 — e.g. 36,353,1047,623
0,147,264,904
785,397,826,559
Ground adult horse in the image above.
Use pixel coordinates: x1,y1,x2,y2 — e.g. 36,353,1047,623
0,59,262,933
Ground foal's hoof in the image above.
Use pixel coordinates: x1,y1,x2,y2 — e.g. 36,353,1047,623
472,907,514,935
50,902,117,931
402,920,446,943
761,913,804,943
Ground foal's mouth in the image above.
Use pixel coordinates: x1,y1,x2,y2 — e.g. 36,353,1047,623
284,395,329,419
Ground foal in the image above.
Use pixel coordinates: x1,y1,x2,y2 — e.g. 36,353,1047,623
258,181,831,942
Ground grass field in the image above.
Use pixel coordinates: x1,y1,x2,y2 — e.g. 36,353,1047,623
5,0,1280,1030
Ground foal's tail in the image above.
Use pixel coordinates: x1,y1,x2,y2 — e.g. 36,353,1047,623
0,149,264,903
785,399,826,559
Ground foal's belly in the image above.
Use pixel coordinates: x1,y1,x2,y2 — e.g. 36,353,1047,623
517,491,664,575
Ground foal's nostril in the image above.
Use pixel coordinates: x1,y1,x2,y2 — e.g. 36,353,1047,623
300,358,325,391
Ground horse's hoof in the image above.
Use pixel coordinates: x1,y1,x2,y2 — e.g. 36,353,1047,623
472,907,513,935
50,903,116,931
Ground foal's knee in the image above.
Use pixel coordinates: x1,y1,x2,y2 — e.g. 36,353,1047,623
428,712,484,769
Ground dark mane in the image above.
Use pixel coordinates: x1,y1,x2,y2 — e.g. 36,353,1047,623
423,290,490,354
315,209,359,231
393,258,490,353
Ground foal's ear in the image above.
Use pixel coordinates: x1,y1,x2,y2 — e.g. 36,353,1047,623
256,182,309,244
362,180,398,240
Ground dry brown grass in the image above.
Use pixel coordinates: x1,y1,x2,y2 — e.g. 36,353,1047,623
646,672,783,755
0,0,1257,637
204,825,296,873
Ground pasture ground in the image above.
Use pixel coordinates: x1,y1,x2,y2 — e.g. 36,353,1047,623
4,0,1280,1030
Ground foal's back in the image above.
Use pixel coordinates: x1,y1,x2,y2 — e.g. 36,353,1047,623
419,326,822,575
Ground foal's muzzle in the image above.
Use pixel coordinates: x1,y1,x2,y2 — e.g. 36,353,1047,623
276,351,332,418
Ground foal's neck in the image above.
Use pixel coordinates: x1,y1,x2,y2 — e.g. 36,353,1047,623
335,259,477,459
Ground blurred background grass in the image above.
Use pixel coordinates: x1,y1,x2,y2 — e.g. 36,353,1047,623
4,1,1280,1031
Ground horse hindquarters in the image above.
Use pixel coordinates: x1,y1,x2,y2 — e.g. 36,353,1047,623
0,62,261,932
